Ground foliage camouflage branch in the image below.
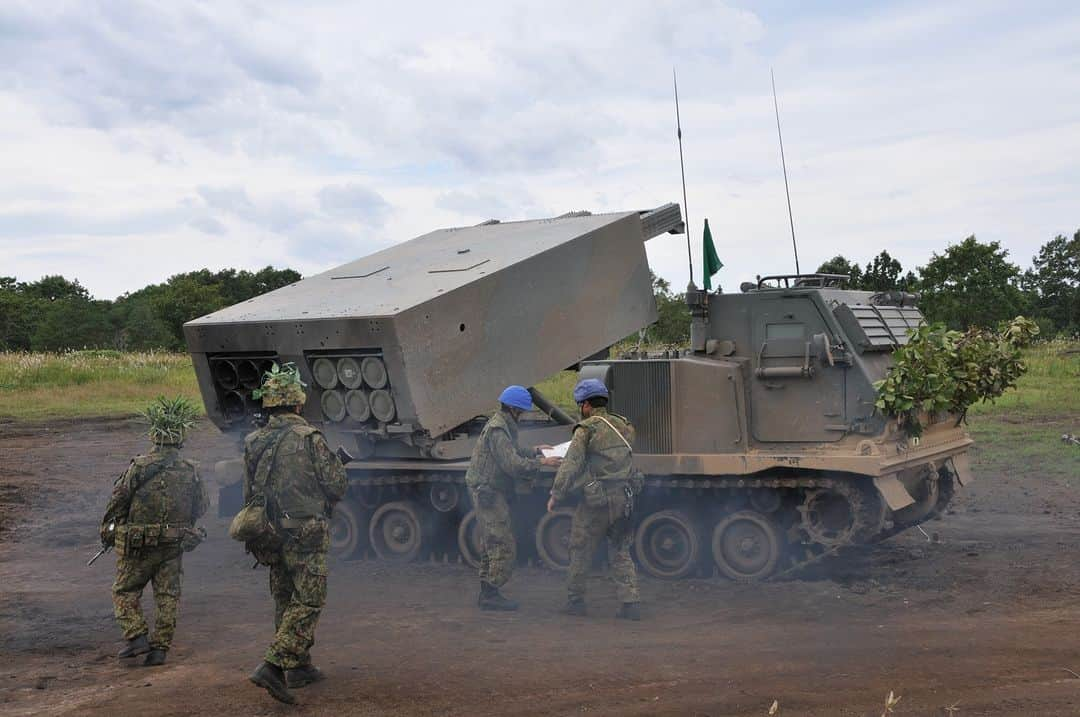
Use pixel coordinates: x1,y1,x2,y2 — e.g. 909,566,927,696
140,395,200,445
252,362,307,407
874,316,1040,436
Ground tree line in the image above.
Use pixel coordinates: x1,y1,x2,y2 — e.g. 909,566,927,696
646,230,1079,345
1,230,1076,352
0,267,301,351
818,231,1079,335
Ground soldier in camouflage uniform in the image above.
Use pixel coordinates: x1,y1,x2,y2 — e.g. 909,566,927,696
465,385,561,611
548,379,643,620
245,363,347,705
101,396,208,666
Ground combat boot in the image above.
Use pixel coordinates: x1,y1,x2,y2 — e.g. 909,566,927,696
478,581,519,611
616,603,641,621
250,661,296,705
143,648,167,666
118,634,150,659
286,664,325,688
560,599,587,617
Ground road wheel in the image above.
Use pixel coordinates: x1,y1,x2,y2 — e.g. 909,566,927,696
457,509,483,569
329,499,367,559
711,510,783,582
369,501,426,562
535,508,574,571
634,510,701,579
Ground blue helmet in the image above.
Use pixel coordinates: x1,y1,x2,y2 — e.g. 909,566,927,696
499,385,534,411
573,378,609,404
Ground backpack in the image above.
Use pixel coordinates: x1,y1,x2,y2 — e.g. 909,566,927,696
228,426,290,549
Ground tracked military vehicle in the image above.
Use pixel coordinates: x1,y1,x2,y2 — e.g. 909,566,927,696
185,204,972,581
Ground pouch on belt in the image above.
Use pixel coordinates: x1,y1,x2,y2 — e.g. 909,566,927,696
583,480,608,510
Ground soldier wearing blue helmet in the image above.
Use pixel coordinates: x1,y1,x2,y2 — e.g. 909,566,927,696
548,378,643,620
465,385,562,610
572,378,610,405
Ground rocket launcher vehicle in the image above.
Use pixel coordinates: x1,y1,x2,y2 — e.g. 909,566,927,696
184,204,685,459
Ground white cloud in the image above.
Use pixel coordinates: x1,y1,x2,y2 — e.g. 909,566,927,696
0,0,1077,300
317,183,389,223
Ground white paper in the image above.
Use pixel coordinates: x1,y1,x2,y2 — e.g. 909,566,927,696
541,441,571,459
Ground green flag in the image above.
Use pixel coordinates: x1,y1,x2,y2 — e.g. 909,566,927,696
703,218,722,290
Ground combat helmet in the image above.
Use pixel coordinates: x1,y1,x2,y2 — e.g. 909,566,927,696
253,362,307,408
498,385,534,411
573,378,609,404
141,396,200,446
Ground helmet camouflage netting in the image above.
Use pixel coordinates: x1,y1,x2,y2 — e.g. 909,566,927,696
141,395,200,446
253,362,307,407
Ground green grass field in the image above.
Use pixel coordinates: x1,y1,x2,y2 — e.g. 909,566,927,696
967,339,1080,417
964,340,1080,482
0,351,201,421
1,343,1076,431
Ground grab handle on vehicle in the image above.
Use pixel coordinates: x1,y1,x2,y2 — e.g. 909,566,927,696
755,342,815,379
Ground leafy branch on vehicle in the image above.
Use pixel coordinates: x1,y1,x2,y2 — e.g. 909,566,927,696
874,317,1040,436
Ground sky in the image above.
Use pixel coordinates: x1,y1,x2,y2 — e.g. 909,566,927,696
1,0,1078,299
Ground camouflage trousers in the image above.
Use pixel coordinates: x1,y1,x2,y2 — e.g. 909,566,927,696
266,518,329,670
566,499,639,604
112,545,183,651
470,488,516,588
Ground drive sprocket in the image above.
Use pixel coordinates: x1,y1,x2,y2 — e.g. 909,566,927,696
797,479,885,547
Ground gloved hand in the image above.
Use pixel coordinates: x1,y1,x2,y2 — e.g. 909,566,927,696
181,525,207,552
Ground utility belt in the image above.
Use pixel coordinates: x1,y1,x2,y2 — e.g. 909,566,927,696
115,522,189,556
470,482,516,509
273,514,329,555
277,515,319,530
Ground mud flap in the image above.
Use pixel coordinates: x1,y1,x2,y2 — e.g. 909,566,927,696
946,453,974,486
873,474,916,511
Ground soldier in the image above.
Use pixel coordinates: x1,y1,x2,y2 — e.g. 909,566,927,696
244,363,347,705
547,378,643,620
101,396,208,666
465,385,561,611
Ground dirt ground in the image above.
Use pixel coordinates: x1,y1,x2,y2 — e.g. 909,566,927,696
1,418,1078,716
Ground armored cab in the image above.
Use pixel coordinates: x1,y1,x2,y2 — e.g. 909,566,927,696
186,208,973,581
582,274,972,580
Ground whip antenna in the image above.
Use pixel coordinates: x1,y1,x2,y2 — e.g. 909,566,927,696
771,68,800,274
673,68,694,285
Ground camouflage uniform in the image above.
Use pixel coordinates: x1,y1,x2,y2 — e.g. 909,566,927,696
550,408,642,605
464,408,542,588
243,412,346,670
102,445,208,652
